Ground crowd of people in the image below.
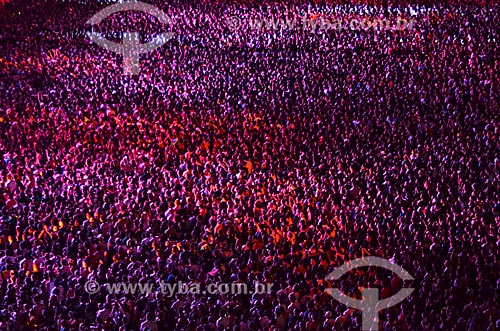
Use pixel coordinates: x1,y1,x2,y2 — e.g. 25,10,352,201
0,0,499,330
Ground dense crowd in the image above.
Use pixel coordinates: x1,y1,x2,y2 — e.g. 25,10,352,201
0,0,499,330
